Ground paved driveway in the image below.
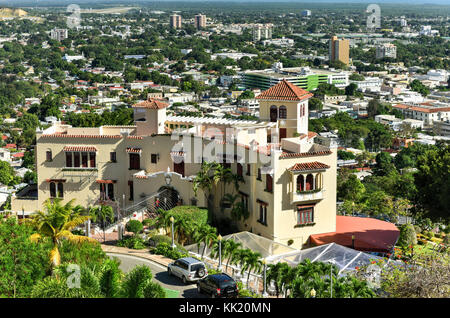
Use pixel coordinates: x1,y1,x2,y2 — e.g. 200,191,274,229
107,253,208,298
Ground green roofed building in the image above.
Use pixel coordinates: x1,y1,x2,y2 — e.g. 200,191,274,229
241,65,348,91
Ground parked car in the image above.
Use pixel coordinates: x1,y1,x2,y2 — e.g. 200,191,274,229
167,257,207,284
197,274,239,298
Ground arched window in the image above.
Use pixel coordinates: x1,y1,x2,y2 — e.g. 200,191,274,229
296,175,304,192
270,105,278,122
315,173,323,189
50,182,56,198
46,149,52,162
305,174,314,191
279,106,287,119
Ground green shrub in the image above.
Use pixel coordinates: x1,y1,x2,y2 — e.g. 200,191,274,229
151,242,188,260
413,225,422,234
236,281,261,298
428,231,435,238
142,218,156,227
397,224,417,247
443,235,450,245
126,220,144,235
168,206,208,226
117,236,146,250
148,234,174,247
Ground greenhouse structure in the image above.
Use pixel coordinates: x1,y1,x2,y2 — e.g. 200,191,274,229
185,231,387,275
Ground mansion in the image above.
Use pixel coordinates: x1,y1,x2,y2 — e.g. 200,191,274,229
12,80,337,249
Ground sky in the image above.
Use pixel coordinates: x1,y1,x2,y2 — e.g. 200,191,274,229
1,0,450,6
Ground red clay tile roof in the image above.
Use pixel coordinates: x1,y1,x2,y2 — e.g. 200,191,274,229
5,144,16,148
280,150,333,158
63,146,98,152
256,80,314,101
393,103,450,114
288,161,330,172
133,98,169,109
41,134,122,139
310,215,400,253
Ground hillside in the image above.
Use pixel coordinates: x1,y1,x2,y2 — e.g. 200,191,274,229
0,8,28,18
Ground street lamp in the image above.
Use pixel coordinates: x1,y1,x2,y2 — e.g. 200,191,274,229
217,234,222,271
310,288,316,298
170,216,175,249
262,258,268,297
165,167,172,186
328,259,336,298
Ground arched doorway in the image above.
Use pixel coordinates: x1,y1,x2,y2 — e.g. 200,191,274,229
156,186,180,211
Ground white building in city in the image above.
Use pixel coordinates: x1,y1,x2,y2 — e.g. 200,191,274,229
376,43,397,59
50,28,68,41
262,37,294,48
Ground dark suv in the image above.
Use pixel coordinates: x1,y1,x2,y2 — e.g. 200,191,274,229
197,274,239,298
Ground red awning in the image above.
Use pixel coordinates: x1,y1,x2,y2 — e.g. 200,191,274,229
310,215,400,253
96,180,116,184
46,179,66,182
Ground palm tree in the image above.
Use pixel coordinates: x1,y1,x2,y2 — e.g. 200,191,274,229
154,208,173,236
223,240,243,273
173,217,194,245
241,250,263,290
89,204,115,242
193,162,218,209
266,262,289,298
28,198,96,268
193,224,217,259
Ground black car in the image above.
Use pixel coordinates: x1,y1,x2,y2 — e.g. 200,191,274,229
196,274,239,298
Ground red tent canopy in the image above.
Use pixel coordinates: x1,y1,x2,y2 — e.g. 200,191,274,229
310,215,400,253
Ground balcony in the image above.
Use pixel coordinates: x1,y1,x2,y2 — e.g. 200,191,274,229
61,168,98,181
291,189,323,204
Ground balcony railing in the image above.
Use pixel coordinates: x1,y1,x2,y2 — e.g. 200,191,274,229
291,189,323,204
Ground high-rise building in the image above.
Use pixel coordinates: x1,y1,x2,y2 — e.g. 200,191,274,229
194,14,206,30
301,10,311,17
376,43,397,59
329,36,350,66
170,14,182,29
50,28,68,42
252,24,272,42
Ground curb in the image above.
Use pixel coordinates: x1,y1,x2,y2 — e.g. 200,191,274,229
101,244,172,269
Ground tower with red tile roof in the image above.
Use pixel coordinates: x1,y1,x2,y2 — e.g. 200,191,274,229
132,98,169,136
256,79,313,139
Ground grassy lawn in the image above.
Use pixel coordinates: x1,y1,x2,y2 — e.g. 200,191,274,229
164,288,180,298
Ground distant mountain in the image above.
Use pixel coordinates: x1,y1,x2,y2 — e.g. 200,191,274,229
0,8,28,17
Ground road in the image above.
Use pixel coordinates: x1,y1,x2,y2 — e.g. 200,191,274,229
107,253,208,298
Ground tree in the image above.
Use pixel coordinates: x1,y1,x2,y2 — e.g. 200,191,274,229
374,152,396,176
338,174,365,202
120,265,165,298
414,145,450,222
309,97,323,111
125,219,143,236
193,224,217,259
222,240,243,273
27,198,96,268
345,83,358,96
397,224,417,247
0,160,16,186
90,205,115,242
409,79,430,97
240,250,263,290
0,217,49,297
